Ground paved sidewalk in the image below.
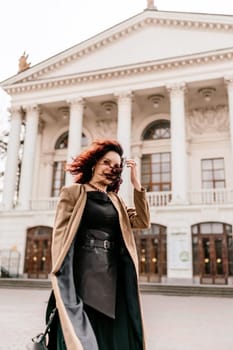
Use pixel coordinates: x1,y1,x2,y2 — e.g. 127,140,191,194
0,288,233,349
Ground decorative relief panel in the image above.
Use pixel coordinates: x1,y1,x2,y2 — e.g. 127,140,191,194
187,105,229,135
95,118,117,138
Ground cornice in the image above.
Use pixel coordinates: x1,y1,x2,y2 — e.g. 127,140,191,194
2,12,233,88
4,47,233,95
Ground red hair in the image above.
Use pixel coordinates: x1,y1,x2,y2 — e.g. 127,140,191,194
66,139,124,193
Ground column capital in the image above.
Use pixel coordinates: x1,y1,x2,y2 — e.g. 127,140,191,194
8,105,23,116
114,91,133,100
66,97,85,106
224,76,233,90
23,104,40,114
167,82,186,97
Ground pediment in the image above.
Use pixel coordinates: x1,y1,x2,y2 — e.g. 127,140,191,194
2,9,233,86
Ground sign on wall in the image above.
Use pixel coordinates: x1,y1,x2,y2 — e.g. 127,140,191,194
169,232,191,269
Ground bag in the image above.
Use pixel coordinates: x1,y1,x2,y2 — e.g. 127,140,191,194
26,308,56,350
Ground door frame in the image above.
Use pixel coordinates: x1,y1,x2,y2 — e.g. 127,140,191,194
24,226,52,279
134,224,167,282
192,222,231,285
199,234,228,284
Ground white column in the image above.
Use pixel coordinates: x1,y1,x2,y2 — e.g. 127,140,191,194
116,92,132,205
132,143,142,186
32,119,44,198
167,83,187,204
18,105,39,209
2,107,22,210
225,78,233,162
42,152,55,197
66,98,84,186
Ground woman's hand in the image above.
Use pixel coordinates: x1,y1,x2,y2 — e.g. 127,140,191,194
125,159,142,191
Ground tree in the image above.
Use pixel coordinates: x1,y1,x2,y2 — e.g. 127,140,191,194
0,123,25,203
0,129,8,201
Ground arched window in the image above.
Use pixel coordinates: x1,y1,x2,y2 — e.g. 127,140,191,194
142,119,170,140
55,131,88,149
55,131,68,149
52,132,88,196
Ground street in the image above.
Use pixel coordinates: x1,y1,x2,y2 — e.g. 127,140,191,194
0,288,232,349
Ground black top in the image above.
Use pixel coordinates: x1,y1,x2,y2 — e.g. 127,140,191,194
76,191,120,242
73,191,121,318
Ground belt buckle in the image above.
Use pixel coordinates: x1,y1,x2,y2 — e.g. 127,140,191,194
89,239,95,247
103,240,110,250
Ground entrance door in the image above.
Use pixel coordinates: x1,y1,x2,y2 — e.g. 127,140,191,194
192,222,232,284
24,226,52,278
200,235,228,284
135,224,167,282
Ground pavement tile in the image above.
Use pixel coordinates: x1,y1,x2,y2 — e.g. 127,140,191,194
0,288,233,350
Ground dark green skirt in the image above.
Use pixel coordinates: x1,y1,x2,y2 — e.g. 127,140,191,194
82,273,142,350
56,254,143,350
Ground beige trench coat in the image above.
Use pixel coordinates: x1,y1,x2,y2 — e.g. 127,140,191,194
50,183,150,350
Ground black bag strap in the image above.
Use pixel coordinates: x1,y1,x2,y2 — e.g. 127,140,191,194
33,308,57,343
43,308,57,337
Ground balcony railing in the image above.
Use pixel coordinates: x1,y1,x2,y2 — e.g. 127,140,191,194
146,188,233,207
188,188,233,205
146,191,172,207
29,198,59,210
14,188,233,211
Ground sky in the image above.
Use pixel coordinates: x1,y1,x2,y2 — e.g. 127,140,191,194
1,0,233,128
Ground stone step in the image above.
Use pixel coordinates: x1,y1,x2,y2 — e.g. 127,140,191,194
0,278,51,289
0,278,233,297
140,283,233,297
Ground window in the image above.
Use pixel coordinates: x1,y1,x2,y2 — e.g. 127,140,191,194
51,161,66,197
201,158,225,189
55,131,88,149
142,120,170,140
55,131,68,149
141,153,171,191
52,132,88,196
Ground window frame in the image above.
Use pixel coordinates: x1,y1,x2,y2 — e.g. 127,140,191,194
141,152,171,192
142,119,171,141
201,158,225,189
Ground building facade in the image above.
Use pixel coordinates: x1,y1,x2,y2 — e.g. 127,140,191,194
1,4,233,284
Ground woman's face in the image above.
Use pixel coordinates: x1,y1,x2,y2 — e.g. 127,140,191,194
92,151,122,185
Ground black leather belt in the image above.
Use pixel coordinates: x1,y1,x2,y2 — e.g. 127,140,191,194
79,238,115,251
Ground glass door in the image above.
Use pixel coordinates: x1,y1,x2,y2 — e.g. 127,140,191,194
24,226,52,278
135,230,167,282
200,235,228,284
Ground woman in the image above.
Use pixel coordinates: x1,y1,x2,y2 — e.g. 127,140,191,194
47,139,150,350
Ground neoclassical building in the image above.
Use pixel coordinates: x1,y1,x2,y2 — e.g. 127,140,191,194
1,2,233,284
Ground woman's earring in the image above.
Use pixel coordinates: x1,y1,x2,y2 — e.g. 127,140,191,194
92,166,95,175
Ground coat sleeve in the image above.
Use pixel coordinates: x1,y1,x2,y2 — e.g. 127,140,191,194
51,187,76,267
123,188,150,229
